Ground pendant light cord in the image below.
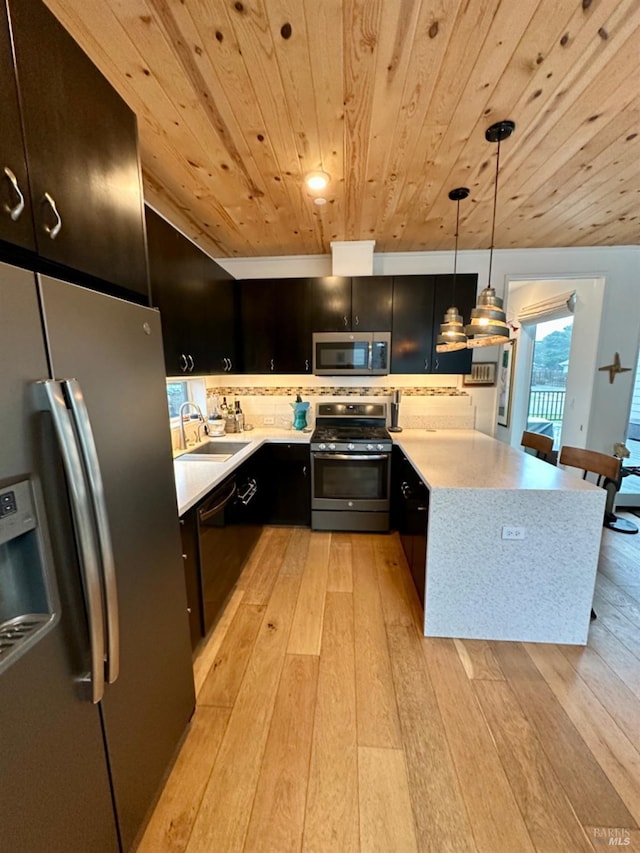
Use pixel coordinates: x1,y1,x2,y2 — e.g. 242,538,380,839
487,137,501,288
452,198,460,305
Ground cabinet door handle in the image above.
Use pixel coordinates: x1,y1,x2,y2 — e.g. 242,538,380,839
223,357,228,371
424,358,429,371
435,358,439,371
354,314,359,326
270,358,275,371
343,315,348,327
227,357,232,371
305,359,309,372
42,192,62,239
180,354,188,372
187,354,195,372
3,166,25,221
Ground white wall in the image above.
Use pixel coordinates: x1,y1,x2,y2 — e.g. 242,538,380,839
219,245,640,453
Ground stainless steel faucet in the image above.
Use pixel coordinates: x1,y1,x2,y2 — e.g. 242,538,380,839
179,401,207,449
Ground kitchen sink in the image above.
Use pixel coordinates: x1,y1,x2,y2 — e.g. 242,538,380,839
176,440,251,462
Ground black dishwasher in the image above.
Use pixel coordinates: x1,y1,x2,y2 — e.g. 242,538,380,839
197,469,261,634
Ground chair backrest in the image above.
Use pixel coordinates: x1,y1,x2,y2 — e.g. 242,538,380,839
521,430,553,458
559,446,621,486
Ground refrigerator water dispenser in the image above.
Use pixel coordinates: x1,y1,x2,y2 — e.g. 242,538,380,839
0,479,56,674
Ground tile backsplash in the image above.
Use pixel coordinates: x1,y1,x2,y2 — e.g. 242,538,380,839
209,384,468,397
205,380,475,431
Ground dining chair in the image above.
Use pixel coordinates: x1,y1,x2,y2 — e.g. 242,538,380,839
559,446,629,622
521,430,554,462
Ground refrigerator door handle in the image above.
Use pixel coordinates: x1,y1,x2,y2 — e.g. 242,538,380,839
63,379,120,685
35,380,106,703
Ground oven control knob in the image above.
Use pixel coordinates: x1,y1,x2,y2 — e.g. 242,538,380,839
319,443,326,450
329,443,336,450
348,501,354,507
377,444,384,451
367,443,374,450
348,443,355,451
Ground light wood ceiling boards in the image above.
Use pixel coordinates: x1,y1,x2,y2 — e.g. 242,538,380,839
46,0,640,258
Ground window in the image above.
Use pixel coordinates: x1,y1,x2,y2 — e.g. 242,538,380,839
167,381,189,419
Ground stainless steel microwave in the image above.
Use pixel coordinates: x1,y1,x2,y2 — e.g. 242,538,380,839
312,331,391,375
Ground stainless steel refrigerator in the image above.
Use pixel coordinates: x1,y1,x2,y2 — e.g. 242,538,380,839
0,262,195,852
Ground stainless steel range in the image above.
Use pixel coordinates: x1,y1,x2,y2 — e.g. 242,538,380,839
310,402,392,532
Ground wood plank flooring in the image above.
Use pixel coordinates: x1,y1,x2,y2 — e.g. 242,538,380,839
138,515,640,853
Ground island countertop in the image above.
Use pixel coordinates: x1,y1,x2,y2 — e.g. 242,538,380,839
391,430,605,645
392,429,599,493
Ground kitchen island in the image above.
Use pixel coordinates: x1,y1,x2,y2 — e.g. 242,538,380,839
395,429,605,645
172,427,605,645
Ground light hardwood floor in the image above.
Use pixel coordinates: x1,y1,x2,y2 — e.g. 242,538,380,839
138,516,640,852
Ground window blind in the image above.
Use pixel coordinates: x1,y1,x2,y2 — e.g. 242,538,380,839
518,291,576,326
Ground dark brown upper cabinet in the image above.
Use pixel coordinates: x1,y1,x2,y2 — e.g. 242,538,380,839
391,274,476,374
237,275,393,374
308,276,392,332
239,278,313,374
146,208,236,376
350,277,393,331
430,273,477,375
306,276,351,332
5,0,148,299
0,2,34,252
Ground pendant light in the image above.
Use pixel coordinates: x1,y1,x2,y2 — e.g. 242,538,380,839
465,120,515,348
436,187,469,353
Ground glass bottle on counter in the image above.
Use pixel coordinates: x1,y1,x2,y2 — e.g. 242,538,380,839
234,400,244,432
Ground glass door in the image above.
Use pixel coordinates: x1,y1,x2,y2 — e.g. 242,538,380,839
527,316,574,449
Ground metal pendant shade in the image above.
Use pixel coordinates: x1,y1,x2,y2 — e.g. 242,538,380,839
465,120,515,348
436,187,469,353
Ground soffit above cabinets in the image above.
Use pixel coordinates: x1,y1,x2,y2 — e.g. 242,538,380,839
46,0,639,259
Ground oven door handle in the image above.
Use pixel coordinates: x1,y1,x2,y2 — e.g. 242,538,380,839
313,453,389,461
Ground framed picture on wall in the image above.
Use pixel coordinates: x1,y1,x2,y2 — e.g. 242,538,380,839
497,341,516,427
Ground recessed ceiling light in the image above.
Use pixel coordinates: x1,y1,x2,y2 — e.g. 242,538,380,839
313,197,327,206
305,171,330,191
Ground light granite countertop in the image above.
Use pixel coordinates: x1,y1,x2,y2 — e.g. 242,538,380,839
173,427,310,515
393,429,599,492
391,431,604,645
174,426,599,516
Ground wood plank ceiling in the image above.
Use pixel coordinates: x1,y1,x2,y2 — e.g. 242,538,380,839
46,0,639,259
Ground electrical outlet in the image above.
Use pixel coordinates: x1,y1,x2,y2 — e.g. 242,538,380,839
263,416,275,425
502,526,526,540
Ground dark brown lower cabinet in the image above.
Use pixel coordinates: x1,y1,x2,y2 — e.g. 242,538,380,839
393,447,429,603
259,443,311,525
179,510,203,651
